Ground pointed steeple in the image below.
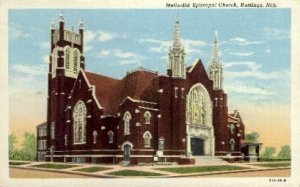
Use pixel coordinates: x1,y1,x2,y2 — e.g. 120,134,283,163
50,18,55,29
212,31,220,64
208,31,223,90
79,18,84,30
172,15,182,49
59,10,64,22
168,16,185,78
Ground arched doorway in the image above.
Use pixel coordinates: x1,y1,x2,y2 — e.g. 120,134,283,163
186,83,215,156
123,144,131,161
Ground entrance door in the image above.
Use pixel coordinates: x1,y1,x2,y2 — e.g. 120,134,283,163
123,144,131,161
191,138,204,156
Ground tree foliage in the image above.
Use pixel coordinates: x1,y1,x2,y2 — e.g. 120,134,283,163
9,132,36,161
260,146,276,159
245,132,259,143
277,145,291,159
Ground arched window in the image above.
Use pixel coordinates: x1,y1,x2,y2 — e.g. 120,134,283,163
158,137,165,150
108,131,114,143
144,111,151,124
229,124,235,134
51,123,55,139
65,46,71,70
73,100,87,144
230,139,235,151
51,48,57,77
73,49,79,73
123,112,131,135
186,86,207,125
143,131,152,148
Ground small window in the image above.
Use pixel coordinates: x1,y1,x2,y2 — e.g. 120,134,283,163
144,111,151,124
108,131,114,143
143,131,152,148
174,87,178,98
158,137,165,150
51,123,55,139
229,124,235,134
230,139,235,151
93,131,98,144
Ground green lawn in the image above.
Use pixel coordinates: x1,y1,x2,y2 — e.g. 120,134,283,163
74,166,112,173
156,165,250,174
32,163,79,169
107,169,164,176
252,163,291,168
9,161,31,166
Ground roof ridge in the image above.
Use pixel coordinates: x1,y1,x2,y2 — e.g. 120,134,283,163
85,70,120,81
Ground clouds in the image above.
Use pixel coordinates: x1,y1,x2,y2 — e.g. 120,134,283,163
263,27,290,40
228,37,263,46
11,63,47,77
9,22,31,40
96,49,143,65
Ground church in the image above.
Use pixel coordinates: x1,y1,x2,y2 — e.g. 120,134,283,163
36,13,256,165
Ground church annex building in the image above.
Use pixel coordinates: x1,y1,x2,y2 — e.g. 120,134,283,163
36,13,259,165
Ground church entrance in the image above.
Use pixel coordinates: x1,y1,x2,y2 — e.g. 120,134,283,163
191,138,204,156
123,144,131,161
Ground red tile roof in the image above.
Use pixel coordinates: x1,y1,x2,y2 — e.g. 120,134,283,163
85,70,159,115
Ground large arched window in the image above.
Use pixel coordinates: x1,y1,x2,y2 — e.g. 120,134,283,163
144,111,151,124
73,49,80,74
73,100,87,144
65,46,71,70
186,85,208,125
123,112,131,135
230,139,235,151
143,131,152,148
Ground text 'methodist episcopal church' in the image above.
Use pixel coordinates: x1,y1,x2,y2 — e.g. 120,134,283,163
36,13,259,165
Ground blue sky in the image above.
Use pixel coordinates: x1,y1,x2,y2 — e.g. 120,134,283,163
9,9,291,148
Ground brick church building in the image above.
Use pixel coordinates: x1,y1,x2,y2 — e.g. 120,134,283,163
36,13,252,165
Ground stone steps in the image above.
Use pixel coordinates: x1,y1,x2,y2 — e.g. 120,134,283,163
193,156,228,165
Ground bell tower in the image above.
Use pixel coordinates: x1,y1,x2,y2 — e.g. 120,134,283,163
47,12,85,153
208,31,223,90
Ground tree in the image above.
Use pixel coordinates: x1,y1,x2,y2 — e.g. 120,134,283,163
9,133,18,160
20,132,36,161
261,146,276,159
245,132,259,143
277,145,291,159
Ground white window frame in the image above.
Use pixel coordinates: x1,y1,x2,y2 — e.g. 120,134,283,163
123,112,131,135
73,100,87,144
144,111,151,124
51,123,55,140
108,131,114,144
143,131,152,148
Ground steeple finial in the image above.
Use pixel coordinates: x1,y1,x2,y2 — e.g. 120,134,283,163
172,15,182,49
79,18,84,29
212,31,220,64
59,10,64,22
51,18,55,29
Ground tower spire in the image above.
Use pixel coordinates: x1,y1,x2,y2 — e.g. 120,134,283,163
208,31,223,90
212,31,220,64
59,10,64,22
173,15,182,49
168,16,185,78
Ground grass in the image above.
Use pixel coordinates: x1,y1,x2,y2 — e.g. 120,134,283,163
252,163,291,168
74,166,112,173
106,169,164,176
259,158,291,162
156,165,250,174
9,161,31,166
32,163,79,169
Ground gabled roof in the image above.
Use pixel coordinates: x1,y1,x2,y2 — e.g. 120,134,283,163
84,70,159,115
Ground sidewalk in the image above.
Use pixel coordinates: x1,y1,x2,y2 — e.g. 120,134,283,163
9,161,291,178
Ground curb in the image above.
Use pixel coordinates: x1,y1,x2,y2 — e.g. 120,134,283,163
9,166,119,178
10,165,290,178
